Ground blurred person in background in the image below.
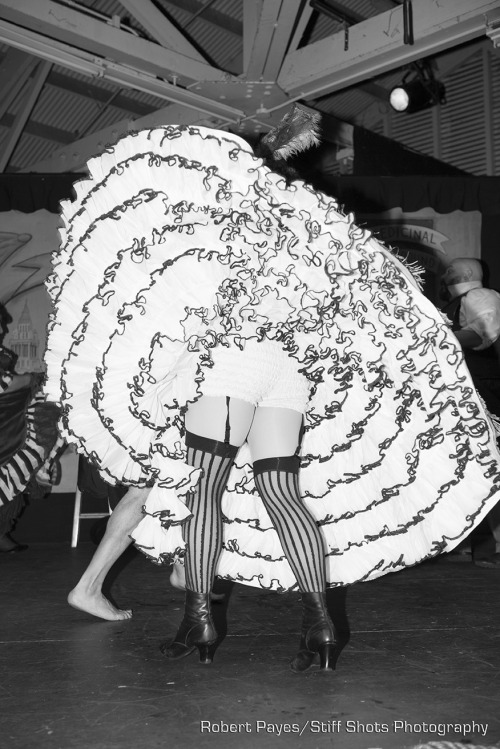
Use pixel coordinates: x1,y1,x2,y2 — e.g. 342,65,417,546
441,257,500,568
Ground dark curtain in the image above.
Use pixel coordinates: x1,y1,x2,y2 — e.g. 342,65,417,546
352,126,469,177
0,173,84,213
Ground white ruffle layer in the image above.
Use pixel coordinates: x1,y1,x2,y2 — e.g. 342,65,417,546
45,125,500,590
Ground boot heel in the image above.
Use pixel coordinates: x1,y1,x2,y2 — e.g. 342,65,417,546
291,592,340,673
162,591,217,663
318,643,339,671
197,642,215,664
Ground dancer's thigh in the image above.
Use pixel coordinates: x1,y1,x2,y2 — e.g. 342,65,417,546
184,395,256,446
246,406,303,462
110,485,150,516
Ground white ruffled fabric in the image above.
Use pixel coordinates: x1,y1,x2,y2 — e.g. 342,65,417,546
45,125,500,590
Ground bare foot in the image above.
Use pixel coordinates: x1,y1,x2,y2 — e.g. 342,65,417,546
67,587,132,621
0,533,26,552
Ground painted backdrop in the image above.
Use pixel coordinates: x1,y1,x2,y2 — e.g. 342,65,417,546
0,209,77,492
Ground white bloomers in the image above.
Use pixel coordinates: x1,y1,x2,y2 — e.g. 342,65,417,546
200,339,311,414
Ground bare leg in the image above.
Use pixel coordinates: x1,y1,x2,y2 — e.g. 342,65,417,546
169,564,186,590
68,486,148,621
184,395,255,445
246,406,303,462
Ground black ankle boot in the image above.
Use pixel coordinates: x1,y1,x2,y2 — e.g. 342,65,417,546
160,590,217,663
290,592,340,673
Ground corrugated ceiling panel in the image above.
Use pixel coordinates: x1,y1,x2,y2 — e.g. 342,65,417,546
9,81,160,172
33,83,110,136
181,18,241,72
389,107,435,158
3,3,500,176
301,0,394,45
73,0,124,14
10,100,146,171
80,106,135,134
351,0,387,16
440,52,486,175
159,1,241,72
59,0,150,36
7,65,165,123
50,0,243,72
47,66,167,110
9,78,127,139
491,52,500,175
369,118,385,137
384,50,491,176
307,14,341,43
9,103,141,172
160,0,242,39
0,125,10,149
9,132,62,172
315,88,380,123
212,0,242,20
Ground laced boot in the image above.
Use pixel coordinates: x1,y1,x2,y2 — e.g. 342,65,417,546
290,591,339,673
160,590,217,664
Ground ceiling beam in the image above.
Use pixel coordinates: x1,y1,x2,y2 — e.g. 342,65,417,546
243,0,264,74
0,59,52,172
46,71,157,117
0,48,38,120
310,0,365,25
0,19,244,123
162,0,242,37
117,0,207,61
286,2,314,56
243,0,305,80
0,53,160,115
277,0,500,100
262,0,307,80
0,0,233,85
370,0,401,9
0,111,76,144
243,0,276,78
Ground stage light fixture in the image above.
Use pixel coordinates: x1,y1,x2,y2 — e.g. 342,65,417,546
389,69,445,114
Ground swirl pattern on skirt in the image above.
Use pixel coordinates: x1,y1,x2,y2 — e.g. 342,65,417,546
45,125,500,590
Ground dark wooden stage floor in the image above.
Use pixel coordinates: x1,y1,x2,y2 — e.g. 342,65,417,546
1,542,500,749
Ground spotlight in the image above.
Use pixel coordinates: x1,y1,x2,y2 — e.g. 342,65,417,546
389,66,445,114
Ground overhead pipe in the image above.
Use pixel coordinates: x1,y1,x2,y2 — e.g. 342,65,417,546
403,0,414,45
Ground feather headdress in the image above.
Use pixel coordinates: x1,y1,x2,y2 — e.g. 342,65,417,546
259,104,321,161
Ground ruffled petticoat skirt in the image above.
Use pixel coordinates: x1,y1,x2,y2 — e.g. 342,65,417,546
44,125,500,591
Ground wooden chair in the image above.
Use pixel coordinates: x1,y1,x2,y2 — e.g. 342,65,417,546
71,457,110,547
